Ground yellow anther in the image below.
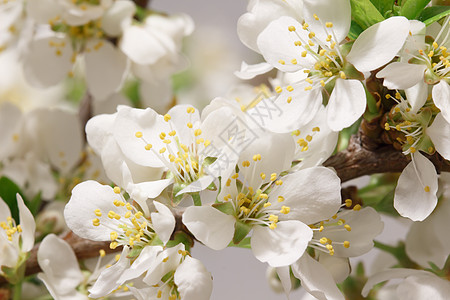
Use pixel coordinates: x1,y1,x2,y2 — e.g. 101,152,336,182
306,135,313,142
306,78,313,84
260,172,266,180
275,86,283,93
308,32,315,39
187,122,193,128
340,71,346,79
163,139,171,144
302,23,309,29
344,224,352,231
159,132,166,140
94,209,102,217
326,244,334,250
260,193,268,199
204,140,211,147
394,106,401,113
343,241,350,248
277,196,285,202
308,40,315,46
312,127,320,132
286,85,294,92
269,214,278,222
292,130,300,136
159,148,166,154
264,202,272,208
124,211,131,218
269,223,277,230
194,129,202,136
17,225,22,233
288,25,296,32
113,186,121,194
304,86,313,91
231,173,239,179
157,290,162,298
280,206,290,214
326,22,333,28
270,173,277,181
287,96,292,103
135,131,143,138
226,179,231,187
319,49,326,56
110,242,118,249
302,146,309,152
110,231,118,241
384,123,390,131
92,218,100,226
187,107,195,114
275,180,283,185
301,51,308,57
291,58,297,65
114,254,121,262
320,237,328,244
345,199,352,207
428,50,434,57
163,257,169,263
99,249,106,257
168,130,176,137
353,204,361,211
424,186,430,192
410,147,416,153
163,114,171,122
252,154,262,161
313,14,319,20
145,144,152,151
294,41,302,46
278,59,285,65
242,160,250,167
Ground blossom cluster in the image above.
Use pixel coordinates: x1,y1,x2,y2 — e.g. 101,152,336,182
0,0,449,299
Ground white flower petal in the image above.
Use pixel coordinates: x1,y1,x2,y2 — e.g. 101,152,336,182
37,234,83,294
175,256,213,300
432,81,450,124
182,206,235,250
0,197,11,222
405,80,428,114
257,16,316,72
317,253,350,284
176,175,215,196
251,220,313,267
397,272,450,300
270,167,341,225
101,0,135,37
362,268,428,297
17,194,35,252
89,247,130,298
427,113,450,160
303,0,351,43
326,79,366,131
143,244,184,285
394,152,438,221
275,266,292,296
151,202,175,245
0,103,22,160
85,40,127,100
292,253,345,300
118,245,163,283
64,181,125,241
234,61,274,80
347,16,410,73
23,36,73,88
376,62,426,90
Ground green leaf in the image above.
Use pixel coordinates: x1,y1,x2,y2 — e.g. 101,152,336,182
418,6,450,26
166,232,194,252
212,202,235,215
350,0,385,30
370,0,395,15
27,192,42,216
348,21,364,40
0,176,24,223
400,0,431,19
228,237,251,249
233,221,252,244
191,193,202,206
122,79,141,108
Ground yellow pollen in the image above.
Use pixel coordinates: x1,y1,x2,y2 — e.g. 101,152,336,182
110,242,118,249
320,237,328,244
270,173,277,181
145,144,152,151
99,249,106,257
424,186,430,192
275,86,283,93
187,122,193,128
428,50,434,57
113,186,121,194
345,199,352,207
163,139,171,144
252,154,262,161
187,107,195,114
304,86,313,91
231,173,239,179
313,14,319,20
433,42,438,49
135,131,143,138
319,49,326,56
260,172,266,180
294,41,302,46
163,114,171,122
291,58,297,65
92,218,100,226
94,209,102,217
340,71,346,79
286,85,294,92
169,130,176,136
308,40,315,46
353,204,361,211
302,23,309,29
264,202,271,208
344,224,352,231
301,51,308,57
110,231,118,241
159,132,166,140
306,135,313,142
242,160,250,167
326,22,333,28
280,206,290,214
410,147,416,153
308,32,315,39
194,129,202,136
288,25,296,32
275,180,283,185
278,59,285,65
305,78,313,84
287,96,292,103
159,148,166,154
343,241,350,248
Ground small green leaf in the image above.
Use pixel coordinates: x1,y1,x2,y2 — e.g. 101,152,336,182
350,0,385,30
418,6,450,26
166,232,194,252
191,193,202,206
212,202,235,215
400,0,431,19
233,221,252,244
370,0,395,16
122,79,141,108
348,21,364,40
28,192,42,216
228,237,251,249
127,246,144,259
0,176,24,223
